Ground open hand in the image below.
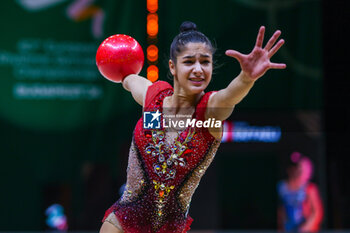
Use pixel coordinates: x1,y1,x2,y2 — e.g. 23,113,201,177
225,26,286,80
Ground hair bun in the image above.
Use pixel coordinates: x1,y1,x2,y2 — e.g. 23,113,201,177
179,21,197,33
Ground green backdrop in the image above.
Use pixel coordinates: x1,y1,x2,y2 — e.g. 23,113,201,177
0,0,321,230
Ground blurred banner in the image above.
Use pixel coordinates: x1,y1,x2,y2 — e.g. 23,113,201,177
0,0,146,131
0,0,145,230
0,0,322,231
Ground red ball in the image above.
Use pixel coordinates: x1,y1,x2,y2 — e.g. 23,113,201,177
96,34,144,83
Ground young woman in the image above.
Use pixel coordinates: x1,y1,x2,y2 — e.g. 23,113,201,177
277,152,324,232
100,21,286,233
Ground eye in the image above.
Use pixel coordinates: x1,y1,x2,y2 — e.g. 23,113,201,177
183,60,194,64
201,60,210,65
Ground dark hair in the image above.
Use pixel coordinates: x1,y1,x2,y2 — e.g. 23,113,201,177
285,151,302,168
169,21,216,63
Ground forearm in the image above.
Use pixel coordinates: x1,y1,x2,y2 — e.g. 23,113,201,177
206,71,255,121
122,74,152,106
220,71,255,107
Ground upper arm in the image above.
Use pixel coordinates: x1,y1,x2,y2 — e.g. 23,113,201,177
205,90,235,121
122,74,152,106
307,184,324,215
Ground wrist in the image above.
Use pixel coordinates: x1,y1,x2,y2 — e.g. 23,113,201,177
122,74,135,82
122,74,136,91
239,71,255,85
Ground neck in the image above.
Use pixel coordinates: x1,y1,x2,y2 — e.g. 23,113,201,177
287,178,306,190
172,80,204,104
165,83,204,115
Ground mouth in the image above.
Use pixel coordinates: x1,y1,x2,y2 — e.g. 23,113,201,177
188,77,204,83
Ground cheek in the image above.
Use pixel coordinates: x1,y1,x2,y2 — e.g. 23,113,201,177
204,67,213,78
177,66,191,76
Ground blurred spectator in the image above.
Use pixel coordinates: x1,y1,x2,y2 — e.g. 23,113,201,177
277,152,323,232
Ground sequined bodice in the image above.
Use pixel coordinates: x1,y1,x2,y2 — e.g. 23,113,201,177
109,81,221,233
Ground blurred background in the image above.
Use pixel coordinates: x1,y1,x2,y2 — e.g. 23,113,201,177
0,0,348,232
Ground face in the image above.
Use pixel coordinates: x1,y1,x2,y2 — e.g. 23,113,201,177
288,159,313,185
169,42,213,94
287,165,300,179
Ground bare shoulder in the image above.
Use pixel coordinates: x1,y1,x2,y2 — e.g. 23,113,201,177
206,92,224,140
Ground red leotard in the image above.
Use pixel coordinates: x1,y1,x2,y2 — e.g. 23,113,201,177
103,81,221,233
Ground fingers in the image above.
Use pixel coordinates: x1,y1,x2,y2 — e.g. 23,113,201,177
255,26,265,48
264,30,281,51
225,49,244,62
269,62,287,69
269,39,285,58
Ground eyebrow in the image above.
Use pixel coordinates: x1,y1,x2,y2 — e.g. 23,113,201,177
182,54,211,59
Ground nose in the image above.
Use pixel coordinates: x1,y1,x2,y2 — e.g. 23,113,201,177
193,61,203,76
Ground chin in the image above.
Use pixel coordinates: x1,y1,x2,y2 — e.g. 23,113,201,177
187,85,207,95
187,81,209,93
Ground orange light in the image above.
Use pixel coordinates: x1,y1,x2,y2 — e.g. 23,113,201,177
147,0,158,13
147,13,158,37
147,65,159,82
147,45,158,62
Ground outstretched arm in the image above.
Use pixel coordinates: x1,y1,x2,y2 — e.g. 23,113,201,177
122,74,152,106
206,26,286,121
